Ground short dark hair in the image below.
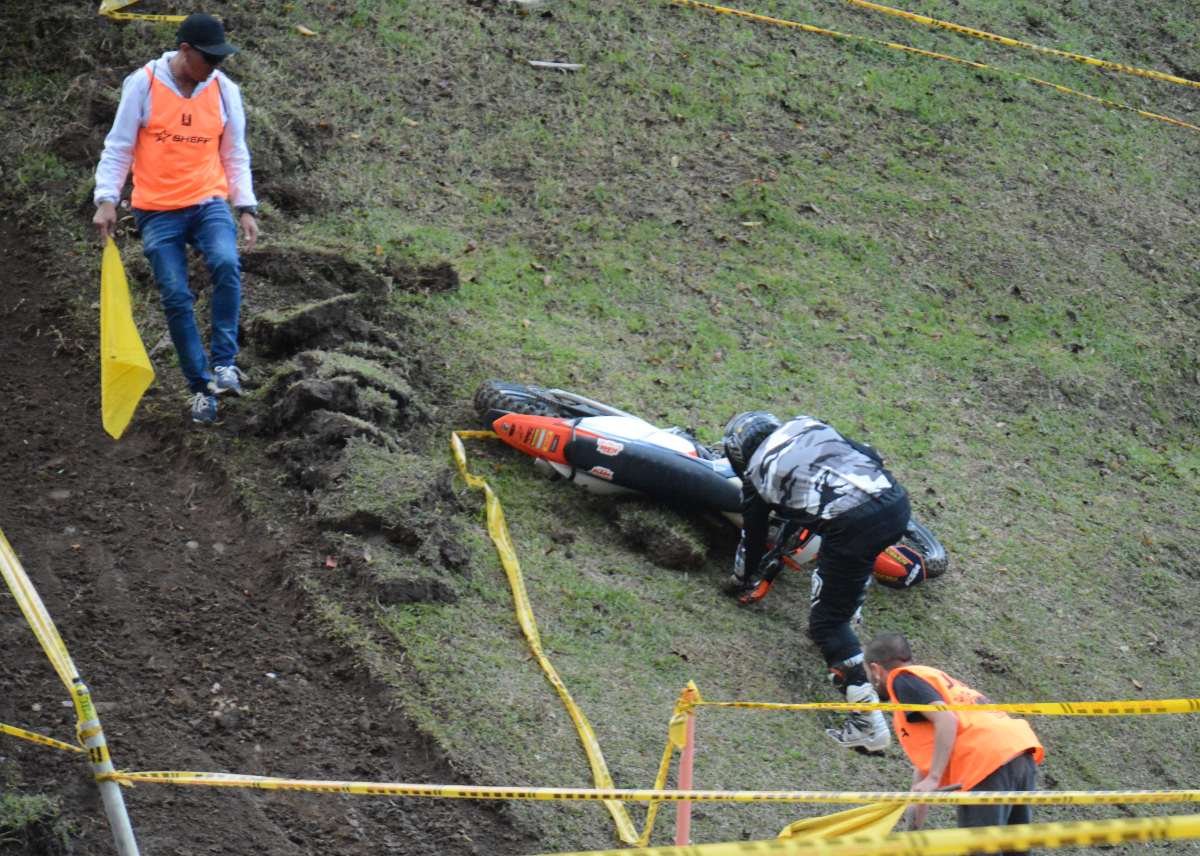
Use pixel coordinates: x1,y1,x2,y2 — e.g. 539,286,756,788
864,632,913,669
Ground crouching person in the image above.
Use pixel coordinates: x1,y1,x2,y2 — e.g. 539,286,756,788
864,632,1045,851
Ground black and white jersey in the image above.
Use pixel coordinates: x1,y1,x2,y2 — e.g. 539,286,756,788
744,416,893,521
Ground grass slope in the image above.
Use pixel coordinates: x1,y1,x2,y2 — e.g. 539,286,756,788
2,0,1198,851
300,1,1199,849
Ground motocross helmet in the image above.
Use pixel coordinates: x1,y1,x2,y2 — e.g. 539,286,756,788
722,411,782,477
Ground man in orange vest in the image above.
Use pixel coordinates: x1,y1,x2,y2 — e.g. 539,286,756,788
863,632,1044,848
93,13,258,425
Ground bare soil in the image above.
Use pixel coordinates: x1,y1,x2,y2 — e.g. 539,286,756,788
0,222,533,855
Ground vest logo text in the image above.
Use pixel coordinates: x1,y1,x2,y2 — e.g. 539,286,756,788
153,128,213,145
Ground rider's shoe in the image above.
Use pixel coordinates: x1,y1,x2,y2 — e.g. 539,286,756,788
825,682,890,755
825,713,891,755
723,542,757,596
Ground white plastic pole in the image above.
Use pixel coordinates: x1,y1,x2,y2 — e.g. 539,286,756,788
73,678,141,856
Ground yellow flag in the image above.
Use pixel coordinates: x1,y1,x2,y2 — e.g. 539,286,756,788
778,801,905,841
100,238,155,439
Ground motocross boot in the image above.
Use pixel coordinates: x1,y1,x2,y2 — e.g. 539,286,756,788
825,656,891,755
723,540,758,597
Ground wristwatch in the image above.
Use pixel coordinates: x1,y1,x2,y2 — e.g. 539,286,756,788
236,205,258,218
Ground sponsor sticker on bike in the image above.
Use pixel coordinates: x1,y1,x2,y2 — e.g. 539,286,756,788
588,466,615,481
522,427,560,455
595,439,624,457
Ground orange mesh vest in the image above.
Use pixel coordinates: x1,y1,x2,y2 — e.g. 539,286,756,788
888,665,1044,791
131,64,228,211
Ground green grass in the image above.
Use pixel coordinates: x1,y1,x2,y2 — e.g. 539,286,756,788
0,791,68,853
247,0,1200,845
2,0,1199,850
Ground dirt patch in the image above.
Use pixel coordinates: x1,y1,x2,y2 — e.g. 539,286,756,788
384,260,461,295
611,499,716,570
0,223,532,854
241,248,392,305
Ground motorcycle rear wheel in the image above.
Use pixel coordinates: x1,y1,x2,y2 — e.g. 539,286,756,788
903,517,948,579
473,379,566,423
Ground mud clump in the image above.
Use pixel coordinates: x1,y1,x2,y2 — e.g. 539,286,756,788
257,350,414,437
305,410,399,450
336,528,473,607
271,377,364,427
309,440,427,545
250,293,371,356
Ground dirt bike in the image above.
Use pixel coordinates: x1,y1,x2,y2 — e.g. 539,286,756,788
472,380,948,601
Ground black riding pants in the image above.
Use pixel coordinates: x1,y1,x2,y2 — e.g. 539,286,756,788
808,484,911,667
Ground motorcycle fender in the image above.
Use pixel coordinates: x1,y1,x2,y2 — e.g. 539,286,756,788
491,413,574,466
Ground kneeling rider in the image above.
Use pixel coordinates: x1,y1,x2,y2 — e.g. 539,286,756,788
723,411,911,753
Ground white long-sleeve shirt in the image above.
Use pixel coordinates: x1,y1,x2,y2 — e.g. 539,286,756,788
93,51,257,209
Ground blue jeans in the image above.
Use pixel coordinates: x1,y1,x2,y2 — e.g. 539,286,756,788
134,201,241,393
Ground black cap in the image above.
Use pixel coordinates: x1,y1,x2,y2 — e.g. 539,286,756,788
176,13,238,57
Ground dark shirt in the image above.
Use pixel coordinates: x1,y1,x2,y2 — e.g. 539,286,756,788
888,672,943,723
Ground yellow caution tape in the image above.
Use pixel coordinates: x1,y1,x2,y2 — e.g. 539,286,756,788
833,0,1200,89
0,528,122,782
451,431,641,844
635,685,705,845
448,436,1200,843
0,722,84,754
695,698,1200,716
453,434,706,845
101,772,1200,806
541,811,1200,855
102,12,189,23
669,0,1200,133
0,526,80,691
98,0,188,23
778,802,904,841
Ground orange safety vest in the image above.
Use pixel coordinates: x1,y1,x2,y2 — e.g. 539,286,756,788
131,64,228,211
887,665,1044,791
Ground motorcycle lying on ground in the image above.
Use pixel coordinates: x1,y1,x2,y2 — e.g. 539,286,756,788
473,380,948,601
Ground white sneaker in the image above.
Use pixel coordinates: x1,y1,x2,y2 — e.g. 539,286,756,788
211,364,246,396
189,392,219,425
